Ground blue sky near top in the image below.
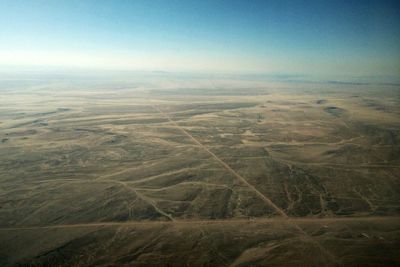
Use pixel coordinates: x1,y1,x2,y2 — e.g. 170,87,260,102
0,0,399,77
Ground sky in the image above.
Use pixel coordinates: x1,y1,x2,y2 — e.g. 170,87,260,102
0,0,399,78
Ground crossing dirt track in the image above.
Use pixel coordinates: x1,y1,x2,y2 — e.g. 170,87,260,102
1,76,400,266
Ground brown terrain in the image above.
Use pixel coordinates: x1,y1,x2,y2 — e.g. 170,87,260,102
0,76,399,266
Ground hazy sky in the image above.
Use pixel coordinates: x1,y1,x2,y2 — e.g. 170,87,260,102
1,0,399,77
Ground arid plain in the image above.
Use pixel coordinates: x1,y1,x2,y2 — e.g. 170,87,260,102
1,75,399,266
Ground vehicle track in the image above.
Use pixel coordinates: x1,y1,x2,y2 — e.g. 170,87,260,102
30,178,400,204
150,104,288,217
115,180,175,221
149,103,342,265
0,216,397,231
